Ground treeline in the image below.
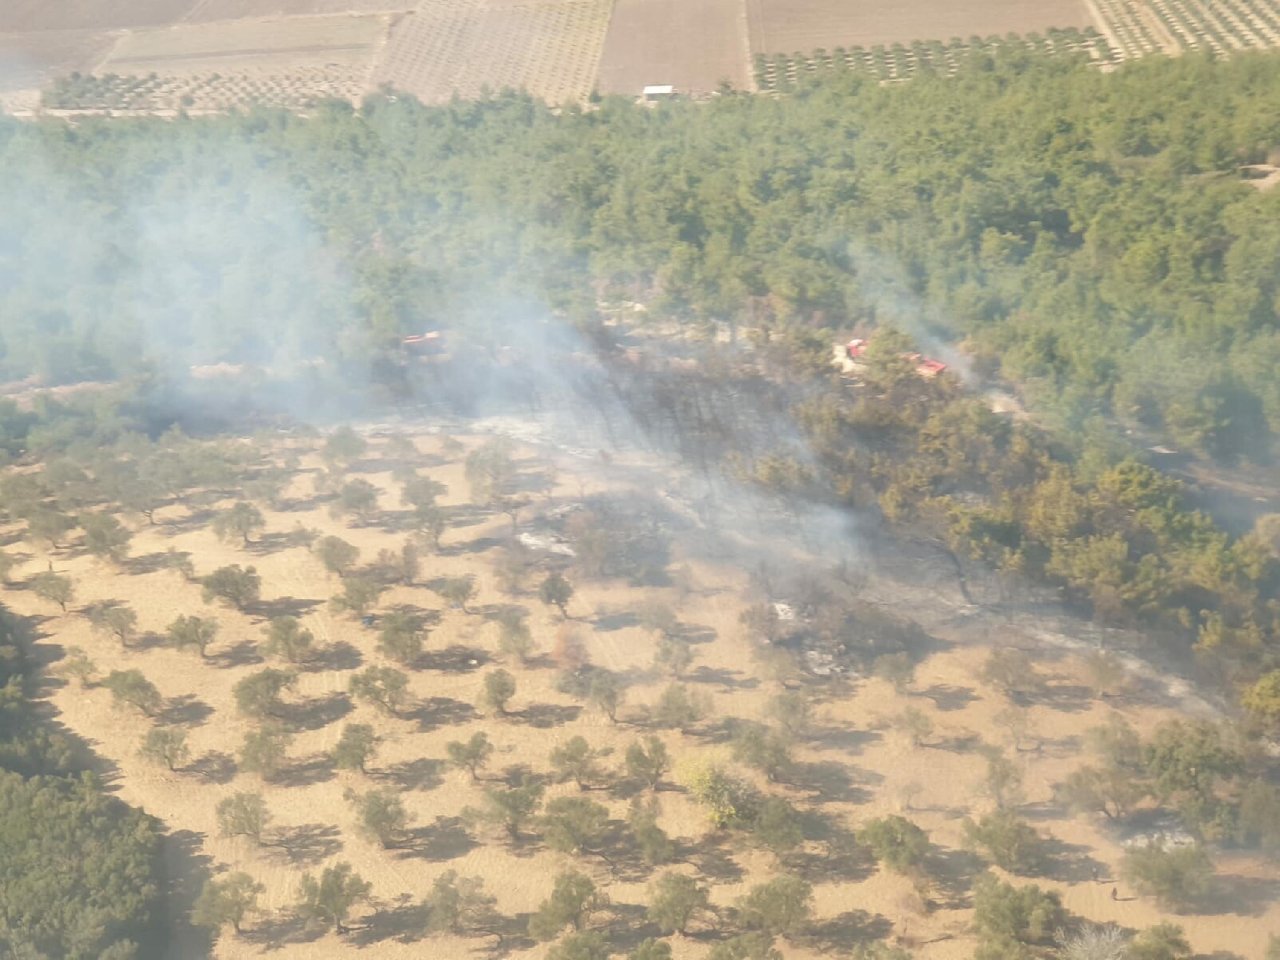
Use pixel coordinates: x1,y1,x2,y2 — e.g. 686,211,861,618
2,51,1280,459
0,605,164,959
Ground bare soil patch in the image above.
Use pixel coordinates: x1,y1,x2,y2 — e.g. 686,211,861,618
596,0,751,95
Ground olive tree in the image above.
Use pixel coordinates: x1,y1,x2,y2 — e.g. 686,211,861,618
542,796,610,859
139,726,190,771
346,787,410,848
550,736,605,790
647,872,710,935
315,535,360,578
332,723,379,774
31,571,74,612
540,572,574,618
296,862,371,934
238,725,293,781
166,615,218,659
528,870,606,941
192,872,264,936
212,501,265,545
233,669,295,719
80,512,132,563
91,604,138,648
424,870,497,936
446,731,493,781
216,792,271,844
103,669,162,716
201,564,261,611
349,666,410,716
735,875,812,938
481,668,517,716
262,616,317,663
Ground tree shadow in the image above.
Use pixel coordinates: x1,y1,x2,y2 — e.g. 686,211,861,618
398,816,479,862
160,694,214,727
273,753,335,788
412,696,478,732
686,665,758,690
264,823,344,866
349,894,429,947
925,845,985,907
304,641,363,672
419,645,489,673
251,596,323,621
188,750,237,784
1197,873,1280,916
244,532,295,557
377,757,444,792
241,910,324,949
686,837,744,882
278,691,352,731
156,828,215,960
593,611,638,632
918,683,978,712
809,726,882,754
514,703,582,729
792,815,876,883
806,909,893,952
786,760,877,804
122,551,179,576
211,639,264,669
495,762,537,787
1031,834,1105,883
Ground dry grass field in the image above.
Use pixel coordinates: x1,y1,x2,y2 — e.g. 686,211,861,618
595,0,750,96
371,0,613,105
4,422,1279,959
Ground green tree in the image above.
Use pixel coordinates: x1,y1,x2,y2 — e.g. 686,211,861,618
262,616,316,663
766,691,811,739
652,683,707,731
349,665,410,716
629,798,674,865
735,875,812,937
201,564,261,610
750,796,803,857
330,478,380,526
528,870,605,940
654,635,695,677
216,792,271,844
648,871,710,935
970,874,1064,954
346,787,409,848
964,810,1042,874
296,862,371,934
1128,923,1192,960
474,780,544,843
330,577,383,618
30,572,74,612
588,670,624,722
212,501,265,545
626,736,669,789
496,608,535,662
1054,764,1145,820
629,939,673,960
540,571,574,618
424,870,497,936
103,669,162,716
332,722,378,773
542,796,610,859
980,648,1041,698
550,735,605,789
376,609,423,665
238,725,293,780
707,933,782,960
58,646,97,687
980,746,1023,808
192,872,263,936
873,651,915,692
1121,842,1214,909
166,614,218,659
547,931,609,960
437,575,477,613
315,535,360,578
26,508,75,549
732,723,791,782
233,668,294,719
481,668,517,716
323,426,367,465
860,815,929,874
80,512,131,563
446,731,493,781
91,604,138,648
139,726,189,771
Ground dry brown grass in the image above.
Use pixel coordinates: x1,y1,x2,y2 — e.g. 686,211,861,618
4,426,1279,959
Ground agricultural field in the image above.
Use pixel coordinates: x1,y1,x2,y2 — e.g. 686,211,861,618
754,28,1114,90
745,0,1093,62
40,13,386,112
1089,0,1280,59
370,0,613,106
595,0,750,97
5,420,1280,959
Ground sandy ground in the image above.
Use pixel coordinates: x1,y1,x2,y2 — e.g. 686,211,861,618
2,424,1276,959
